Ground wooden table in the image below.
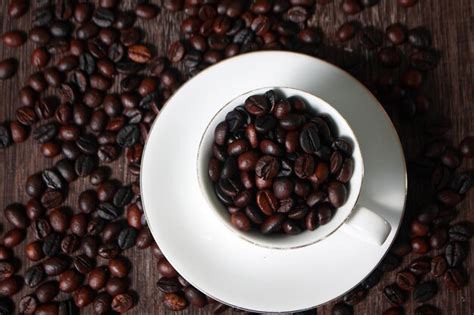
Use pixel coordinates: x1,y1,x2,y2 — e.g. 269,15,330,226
0,0,472,314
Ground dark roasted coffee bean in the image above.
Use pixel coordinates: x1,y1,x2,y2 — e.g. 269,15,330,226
25,264,45,287
42,169,65,191
0,276,22,297
113,186,133,208
383,284,406,306
73,255,94,274
74,285,95,308
42,232,62,257
75,154,97,177
81,236,99,259
43,256,70,277
0,58,17,80
443,268,467,290
408,27,432,48
98,243,121,260
414,304,440,315
55,159,78,183
117,124,139,147
111,293,133,313
429,227,448,249
61,234,79,255
413,281,437,302
35,281,59,303
396,271,417,290
4,203,29,229
59,269,83,293
33,6,53,27
10,121,28,143
445,242,466,267
98,203,121,221
448,224,472,241
41,189,65,209
332,302,353,315
93,292,112,314
431,255,448,277
109,257,129,278
93,8,115,28
117,227,138,249
383,307,403,315
1,30,26,47
26,240,44,261
450,172,473,194
70,213,87,237
19,295,38,314
157,278,180,293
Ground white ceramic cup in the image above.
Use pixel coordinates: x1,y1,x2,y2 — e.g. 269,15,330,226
197,87,391,249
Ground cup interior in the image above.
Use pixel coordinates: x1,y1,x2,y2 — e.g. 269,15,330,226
197,87,364,249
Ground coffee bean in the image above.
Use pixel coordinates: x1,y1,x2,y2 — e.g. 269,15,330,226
56,159,78,183
8,0,29,18
75,154,98,177
19,295,38,314
59,269,83,293
42,232,63,257
408,27,432,48
36,303,59,315
111,293,134,312
0,262,14,282
25,241,44,261
0,276,22,297
332,302,354,315
49,208,69,233
42,169,65,190
0,58,17,80
73,255,95,274
450,172,473,194
98,203,121,221
448,224,472,241
408,256,431,276
2,228,25,248
157,277,180,294
1,30,26,47
4,203,28,229
383,284,406,306
78,190,98,214
117,227,138,249
87,217,106,236
35,281,59,303
413,281,437,302
382,307,403,315
80,236,98,260
260,214,285,234
230,212,251,231
429,227,448,249
61,234,80,255
25,264,45,288
396,271,417,290
43,256,70,277
109,257,129,278
93,292,112,314
70,213,87,237
163,293,188,311
106,277,128,296
398,0,418,7
74,285,95,308
411,237,430,254
443,268,466,290
113,186,133,208
445,242,467,267
98,243,121,259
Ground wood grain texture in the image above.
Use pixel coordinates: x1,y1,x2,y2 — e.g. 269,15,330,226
0,0,472,314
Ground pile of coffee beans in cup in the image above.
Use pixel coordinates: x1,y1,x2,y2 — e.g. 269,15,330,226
208,90,354,235
0,0,472,313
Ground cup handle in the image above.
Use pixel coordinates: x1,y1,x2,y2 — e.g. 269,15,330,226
340,205,392,246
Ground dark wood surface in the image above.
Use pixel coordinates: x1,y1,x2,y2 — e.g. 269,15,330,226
0,0,473,314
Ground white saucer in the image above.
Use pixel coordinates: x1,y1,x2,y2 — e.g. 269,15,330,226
141,51,407,313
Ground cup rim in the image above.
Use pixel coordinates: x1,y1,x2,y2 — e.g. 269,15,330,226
196,86,365,250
